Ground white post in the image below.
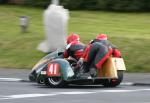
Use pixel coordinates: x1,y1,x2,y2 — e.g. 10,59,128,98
51,0,59,5
37,0,69,53
20,16,28,33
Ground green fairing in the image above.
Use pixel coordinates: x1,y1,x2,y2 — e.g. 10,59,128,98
50,59,74,81
40,49,62,61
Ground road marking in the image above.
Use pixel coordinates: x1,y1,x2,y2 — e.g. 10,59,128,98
0,92,94,100
0,94,58,100
59,91,94,95
0,89,150,100
120,82,134,86
0,78,23,82
98,89,150,93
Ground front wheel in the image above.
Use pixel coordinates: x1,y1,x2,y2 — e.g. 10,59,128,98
102,70,124,87
44,76,66,88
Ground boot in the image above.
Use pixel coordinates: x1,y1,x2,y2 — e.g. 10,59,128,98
90,68,97,77
76,66,91,79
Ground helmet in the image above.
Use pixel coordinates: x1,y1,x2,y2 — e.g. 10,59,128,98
67,33,80,44
96,34,107,40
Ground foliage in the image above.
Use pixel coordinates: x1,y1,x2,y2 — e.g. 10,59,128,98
2,0,150,11
23,0,150,12
0,0,8,4
24,0,50,8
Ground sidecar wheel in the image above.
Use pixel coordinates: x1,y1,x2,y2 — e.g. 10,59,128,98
102,70,123,87
45,76,66,88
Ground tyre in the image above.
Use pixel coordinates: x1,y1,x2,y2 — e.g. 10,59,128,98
102,70,124,87
37,78,45,84
44,76,66,88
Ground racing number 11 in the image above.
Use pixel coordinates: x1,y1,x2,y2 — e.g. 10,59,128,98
47,63,60,76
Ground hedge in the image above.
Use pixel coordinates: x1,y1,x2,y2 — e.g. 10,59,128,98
24,0,50,8
2,0,150,12
61,0,150,11
0,0,8,4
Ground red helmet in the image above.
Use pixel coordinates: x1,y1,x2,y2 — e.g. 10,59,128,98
96,34,107,40
67,33,80,44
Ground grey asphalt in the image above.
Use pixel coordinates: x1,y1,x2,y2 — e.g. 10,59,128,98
0,81,150,103
0,68,150,103
124,73,150,85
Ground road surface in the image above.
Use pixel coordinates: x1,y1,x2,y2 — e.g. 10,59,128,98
0,68,150,103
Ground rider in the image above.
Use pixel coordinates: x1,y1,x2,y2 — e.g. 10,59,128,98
77,34,121,76
63,33,86,61
90,34,121,57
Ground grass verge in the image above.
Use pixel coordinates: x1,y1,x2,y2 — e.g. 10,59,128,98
0,5,150,72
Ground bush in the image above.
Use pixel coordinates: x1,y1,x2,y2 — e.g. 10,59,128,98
22,0,150,12
0,0,8,4
62,0,150,11
25,0,51,8
82,0,100,10
97,0,113,10
110,0,146,12
61,0,84,10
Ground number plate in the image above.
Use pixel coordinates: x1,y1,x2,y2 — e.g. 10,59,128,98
47,63,60,76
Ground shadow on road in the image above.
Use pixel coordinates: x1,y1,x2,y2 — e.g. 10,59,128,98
30,83,123,89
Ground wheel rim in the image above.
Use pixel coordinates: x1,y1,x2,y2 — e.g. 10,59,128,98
39,79,45,84
48,77,62,85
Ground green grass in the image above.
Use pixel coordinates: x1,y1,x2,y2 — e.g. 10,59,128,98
0,5,150,72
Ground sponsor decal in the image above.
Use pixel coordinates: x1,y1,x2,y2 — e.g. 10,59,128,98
41,71,46,75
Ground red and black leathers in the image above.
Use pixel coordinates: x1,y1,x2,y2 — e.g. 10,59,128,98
82,42,112,71
82,39,121,72
90,39,121,58
63,41,85,60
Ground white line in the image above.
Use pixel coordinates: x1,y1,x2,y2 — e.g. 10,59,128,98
0,92,94,100
59,91,94,95
0,93,58,100
0,78,23,82
96,88,150,93
120,82,134,86
1,89,150,100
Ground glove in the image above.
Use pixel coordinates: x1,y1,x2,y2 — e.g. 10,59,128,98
77,58,84,67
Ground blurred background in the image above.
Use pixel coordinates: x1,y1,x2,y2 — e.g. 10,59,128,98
0,0,150,72
2,0,150,11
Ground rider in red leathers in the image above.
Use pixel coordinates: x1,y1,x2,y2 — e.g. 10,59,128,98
77,34,121,76
63,33,85,61
90,34,121,58
64,33,121,78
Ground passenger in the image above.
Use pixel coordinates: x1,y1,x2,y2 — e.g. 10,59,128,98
90,34,121,58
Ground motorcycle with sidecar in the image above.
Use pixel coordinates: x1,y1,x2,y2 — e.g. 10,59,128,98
29,48,126,87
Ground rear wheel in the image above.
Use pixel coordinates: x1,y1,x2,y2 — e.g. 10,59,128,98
45,76,66,88
102,70,124,87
